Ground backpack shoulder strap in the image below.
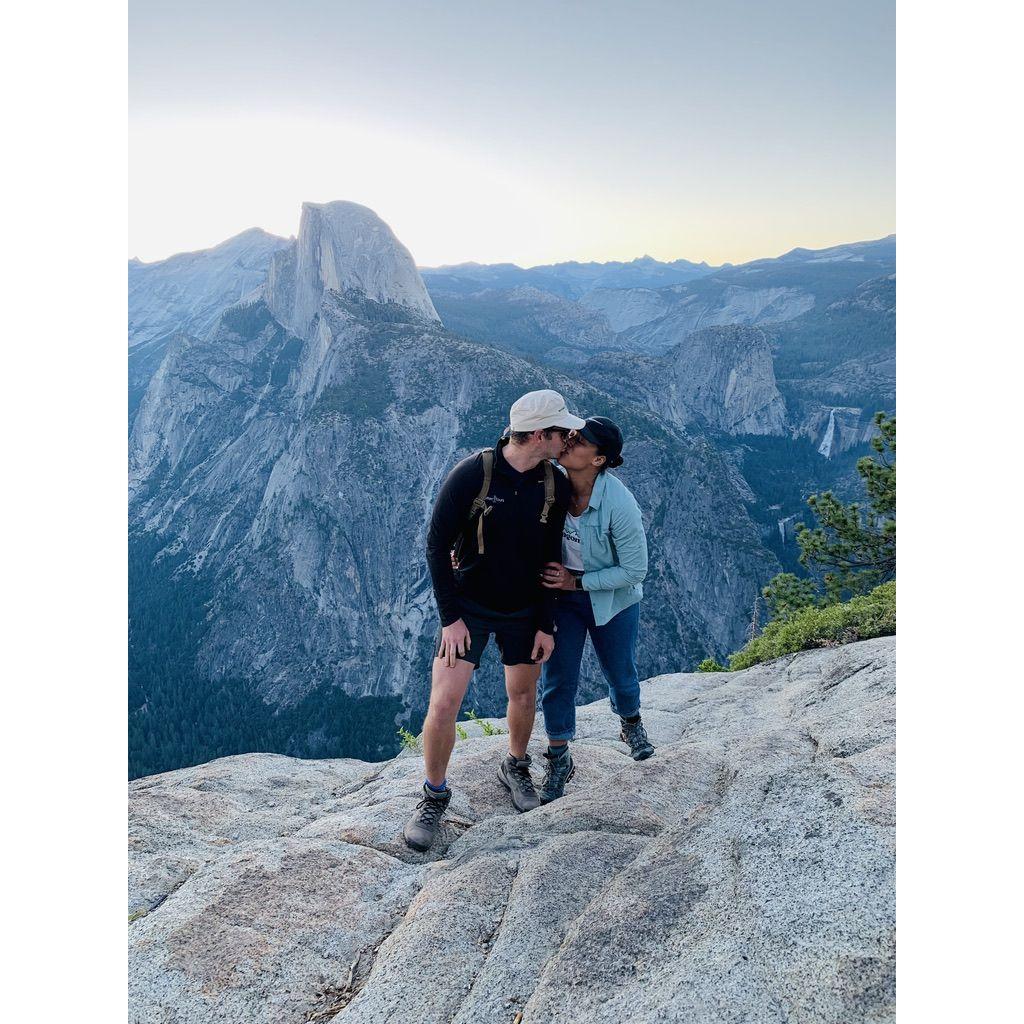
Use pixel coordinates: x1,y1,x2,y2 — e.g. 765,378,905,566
469,450,494,554
539,460,555,524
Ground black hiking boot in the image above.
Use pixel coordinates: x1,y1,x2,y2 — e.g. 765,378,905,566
497,753,541,812
403,784,452,851
539,745,576,804
619,715,655,761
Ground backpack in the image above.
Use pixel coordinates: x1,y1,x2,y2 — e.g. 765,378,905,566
452,450,556,569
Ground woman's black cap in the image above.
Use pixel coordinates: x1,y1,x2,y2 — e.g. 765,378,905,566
579,416,624,468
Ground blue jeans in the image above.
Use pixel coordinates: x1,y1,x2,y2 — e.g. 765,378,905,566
541,590,641,741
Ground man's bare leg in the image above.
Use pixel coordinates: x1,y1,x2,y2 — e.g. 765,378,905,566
504,662,541,759
422,657,475,786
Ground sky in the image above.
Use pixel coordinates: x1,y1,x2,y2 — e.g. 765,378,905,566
128,0,895,267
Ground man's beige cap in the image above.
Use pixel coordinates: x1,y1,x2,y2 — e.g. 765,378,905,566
509,389,586,432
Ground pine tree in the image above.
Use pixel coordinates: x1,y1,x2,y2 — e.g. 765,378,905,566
797,412,895,601
760,412,895,620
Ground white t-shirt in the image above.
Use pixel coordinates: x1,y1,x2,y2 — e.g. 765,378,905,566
562,512,584,572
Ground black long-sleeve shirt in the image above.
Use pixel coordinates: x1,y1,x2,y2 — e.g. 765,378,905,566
426,438,571,633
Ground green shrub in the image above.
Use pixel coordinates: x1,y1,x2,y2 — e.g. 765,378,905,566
397,727,420,752
697,658,727,673
455,724,468,741
464,709,506,736
762,573,822,621
728,582,895,671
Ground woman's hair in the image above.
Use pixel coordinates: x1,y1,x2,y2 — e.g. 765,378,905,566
597,453,624,473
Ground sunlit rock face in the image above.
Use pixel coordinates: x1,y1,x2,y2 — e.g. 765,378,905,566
579,285,668,331
266,201,439,336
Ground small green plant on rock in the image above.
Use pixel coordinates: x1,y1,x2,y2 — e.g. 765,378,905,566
464,709,506,736
697,658,728,673
397,726,420,752
455,724,468,741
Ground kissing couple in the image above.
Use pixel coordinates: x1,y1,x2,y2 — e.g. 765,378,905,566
404,389,653,852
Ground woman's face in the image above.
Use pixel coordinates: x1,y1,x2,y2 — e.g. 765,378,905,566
559,430,604,471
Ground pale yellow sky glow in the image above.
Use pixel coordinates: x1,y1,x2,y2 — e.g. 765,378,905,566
129,2,895,267
129,108,893,266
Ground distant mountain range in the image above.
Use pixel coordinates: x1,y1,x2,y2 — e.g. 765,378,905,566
128,204,894,779
419,254,723,299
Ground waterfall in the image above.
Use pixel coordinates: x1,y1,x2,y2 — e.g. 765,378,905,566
818,408,837,458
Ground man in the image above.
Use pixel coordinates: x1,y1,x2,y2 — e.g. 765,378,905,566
403,389,580,852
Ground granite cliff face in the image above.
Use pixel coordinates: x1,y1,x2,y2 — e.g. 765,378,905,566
129,637,896,1024
129,227,291,349
128,228,291,424
587,325,788,437
266,201,439,336
579,285,668,331
129,202,778,775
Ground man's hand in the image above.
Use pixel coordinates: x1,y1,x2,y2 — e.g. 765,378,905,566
438,619,471,669
532,630,555,664
541,561,577,591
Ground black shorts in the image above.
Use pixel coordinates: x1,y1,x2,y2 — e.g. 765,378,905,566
434,596,537,670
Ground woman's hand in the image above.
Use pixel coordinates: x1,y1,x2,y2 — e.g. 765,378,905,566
541,561,577,591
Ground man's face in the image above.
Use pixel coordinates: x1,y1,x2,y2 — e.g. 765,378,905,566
541,427,570,459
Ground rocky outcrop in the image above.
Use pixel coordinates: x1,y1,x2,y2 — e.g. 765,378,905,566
129,228,290,349
620,286,816,355
579,285,668,331
129,636,896,1023
266,201,440,335
797,406,878,458
587,325,788,436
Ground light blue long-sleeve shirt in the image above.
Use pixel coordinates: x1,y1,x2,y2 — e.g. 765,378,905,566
568,468,648,626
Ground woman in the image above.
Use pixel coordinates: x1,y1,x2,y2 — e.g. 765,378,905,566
538,415,654,803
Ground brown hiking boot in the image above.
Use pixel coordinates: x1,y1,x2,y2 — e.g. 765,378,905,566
402,784,452,851
497,753,541,812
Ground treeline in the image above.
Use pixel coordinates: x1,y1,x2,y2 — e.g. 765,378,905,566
129,670,406,780
771,280,895,380
128,533,405,779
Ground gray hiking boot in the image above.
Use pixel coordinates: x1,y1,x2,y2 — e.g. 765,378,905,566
403,784,452,851
539,746,576,804
620,715,655,760
497,753,541,812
